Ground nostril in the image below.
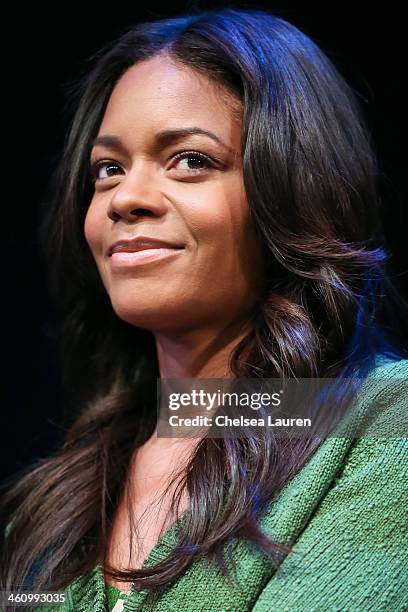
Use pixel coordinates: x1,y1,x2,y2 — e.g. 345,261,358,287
130,209,154,216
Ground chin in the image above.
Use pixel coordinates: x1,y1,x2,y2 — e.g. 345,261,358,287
108,298,186,332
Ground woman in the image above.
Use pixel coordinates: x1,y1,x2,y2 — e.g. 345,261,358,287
1,7,408,611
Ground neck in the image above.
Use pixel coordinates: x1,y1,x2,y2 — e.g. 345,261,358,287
154,317,251,379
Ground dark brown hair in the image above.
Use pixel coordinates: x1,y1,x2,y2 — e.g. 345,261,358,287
1,7,408,607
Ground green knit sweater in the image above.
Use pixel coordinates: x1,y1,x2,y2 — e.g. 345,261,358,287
31,356,407,611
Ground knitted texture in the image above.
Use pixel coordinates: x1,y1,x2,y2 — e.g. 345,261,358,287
106,584,125,610
31,356,408,611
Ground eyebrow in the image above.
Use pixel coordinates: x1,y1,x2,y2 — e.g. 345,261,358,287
91,127,233,154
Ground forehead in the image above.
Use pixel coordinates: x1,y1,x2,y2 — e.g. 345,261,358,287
97,55,242,145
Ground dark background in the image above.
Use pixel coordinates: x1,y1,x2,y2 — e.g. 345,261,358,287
2,3,407,486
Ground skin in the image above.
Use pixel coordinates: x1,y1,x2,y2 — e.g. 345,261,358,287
83,53,265,588
85,53,265,380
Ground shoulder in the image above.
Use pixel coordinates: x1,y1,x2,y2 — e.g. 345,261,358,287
333,355,408,484
369,354,408,378
367,354,408,380
253,357,408,611
352,355,408,438
253,436,407,610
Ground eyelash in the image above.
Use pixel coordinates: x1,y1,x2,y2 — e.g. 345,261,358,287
89,150,216,182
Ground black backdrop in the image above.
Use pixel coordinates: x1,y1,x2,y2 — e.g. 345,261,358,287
2,3,407,486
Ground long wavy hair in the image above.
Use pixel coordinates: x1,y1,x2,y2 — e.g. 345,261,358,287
2,6,408,605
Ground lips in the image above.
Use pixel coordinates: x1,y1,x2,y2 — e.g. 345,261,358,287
108,236,185,257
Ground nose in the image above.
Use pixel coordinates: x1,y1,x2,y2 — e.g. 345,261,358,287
107,162,168,222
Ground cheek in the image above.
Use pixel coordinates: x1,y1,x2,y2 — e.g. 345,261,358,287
196,184,261,291
189,182,250,247
187,189,256,295
84,200,103,254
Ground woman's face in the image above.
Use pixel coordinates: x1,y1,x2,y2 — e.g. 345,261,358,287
84,54,264,334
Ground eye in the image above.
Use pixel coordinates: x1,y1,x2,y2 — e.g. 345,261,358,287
88,150,217,183
171,150,215,173
89,160,122,182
